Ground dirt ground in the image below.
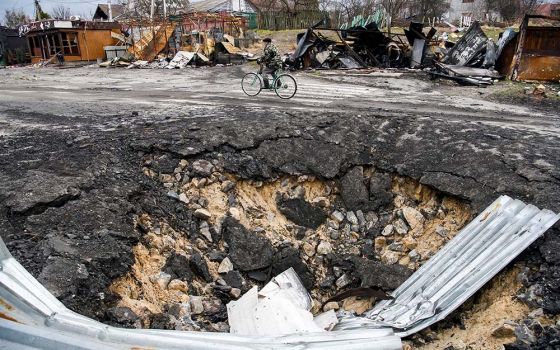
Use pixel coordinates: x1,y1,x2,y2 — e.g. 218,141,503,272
1,64,559,349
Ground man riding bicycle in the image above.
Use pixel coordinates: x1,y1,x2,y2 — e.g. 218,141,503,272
257,38,282,89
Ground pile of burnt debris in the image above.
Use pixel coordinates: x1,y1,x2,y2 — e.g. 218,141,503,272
287,14,560,86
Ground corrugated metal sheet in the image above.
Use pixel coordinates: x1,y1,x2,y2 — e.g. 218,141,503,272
0,237,401,349
365,195,560,336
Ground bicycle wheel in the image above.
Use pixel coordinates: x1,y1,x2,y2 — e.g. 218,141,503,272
241,73,262,96
274,74,297,99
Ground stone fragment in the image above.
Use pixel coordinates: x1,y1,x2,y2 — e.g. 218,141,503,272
106,307,139,325
374,236,387,252
514,324,536,344
329,229,341,240
356,210,366,227
230,288,242,299
342,296,372,315
319,276,335,288
381,224,394,236
335,273,352,289
272,247,314,289
223,217,274,271
190,252,213,282
192,159,214,177
393,219,409,235
192,178,206,188
317,241,333,255
435,225,449,238
292,225,307,240
323,301,340,312
247,270,268,282
203,298,226,321
292,185,305,198
403,236,417,250
194,208,211,220
382,251,400,265
164,253,194,281
179,159,188,168
150,272,172,289
221,180,235,192
408,249,419,261
277,196,326,229
492,322,517,338
312,196,329,207
303,242,315,257
190,296,204,315
327,219,340,230
199,221,212,242
346,211,359,225
228,207,241,220
331,210,345,223
388,242,405,252
340,166,371,210
369,173,393,209
354,257,413,290
218,257,234,274
222,270,244,288
178,193,189,204
402,207,425,230
528,308,544,318
168,279,189,293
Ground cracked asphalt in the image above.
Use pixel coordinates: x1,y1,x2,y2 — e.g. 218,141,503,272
0,65,559,345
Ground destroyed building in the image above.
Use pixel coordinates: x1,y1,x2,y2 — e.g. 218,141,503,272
21,20,121,64
496,14,560,81
0,26,29,66
93,3,127,21
189,0,258,29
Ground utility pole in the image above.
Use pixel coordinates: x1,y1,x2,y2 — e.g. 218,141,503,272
150,0,155,20
34,0,41,21
108,0,113,21
163,0,167,18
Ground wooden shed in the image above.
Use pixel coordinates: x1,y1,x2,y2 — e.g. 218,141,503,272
20,20,121,64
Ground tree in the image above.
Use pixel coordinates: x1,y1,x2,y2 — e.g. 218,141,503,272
3,8,30,28
52,5,72,20
411,0,450,19
486,0,543,22
34,0,51,20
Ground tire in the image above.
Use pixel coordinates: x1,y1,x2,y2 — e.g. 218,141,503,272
241,73,262,96
274,74,297,99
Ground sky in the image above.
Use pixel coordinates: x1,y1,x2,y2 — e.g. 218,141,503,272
0,0,100,22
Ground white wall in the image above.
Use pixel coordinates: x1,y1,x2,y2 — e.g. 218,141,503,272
445,0,501,23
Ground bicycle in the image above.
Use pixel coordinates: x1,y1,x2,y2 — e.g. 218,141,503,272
241,64,298,99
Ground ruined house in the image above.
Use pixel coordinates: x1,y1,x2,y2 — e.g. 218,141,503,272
535,0,560,17
190,0,259,28
0,26,29,66
21,20,121,64
250,0,323,30
445,0,501,23
93,3,127,21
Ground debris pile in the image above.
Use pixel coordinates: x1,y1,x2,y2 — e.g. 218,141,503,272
288,14,560,84
106,156,479,332
289,22,406,70
428,22,502,86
